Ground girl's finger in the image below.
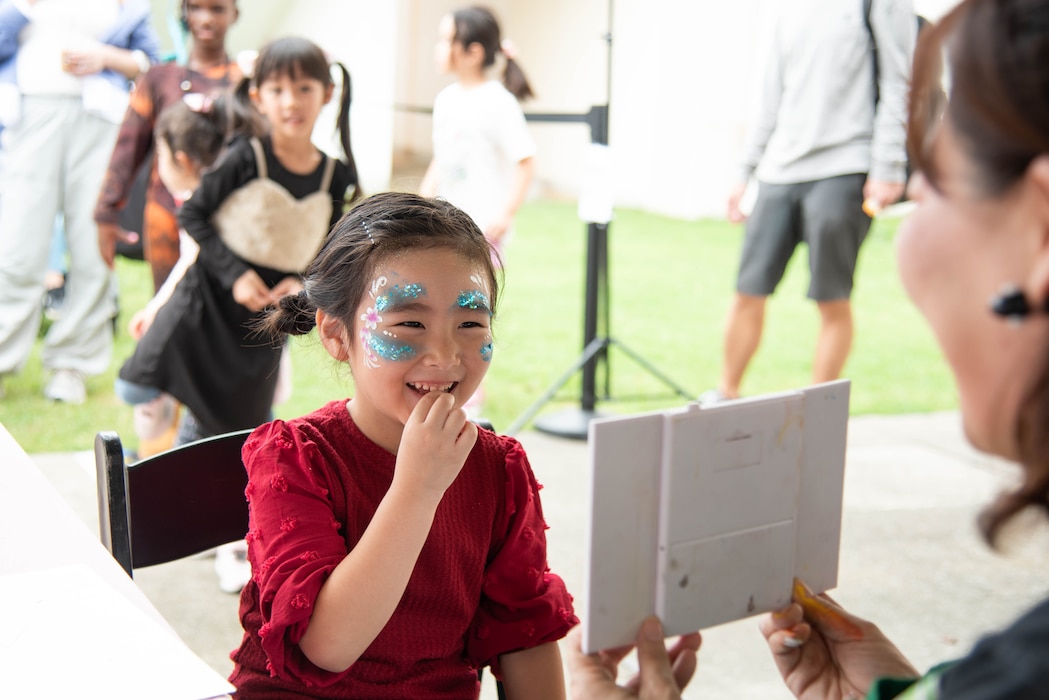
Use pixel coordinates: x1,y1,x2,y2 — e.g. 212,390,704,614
422,391,455,424
408,390,444,423
454,416,477,446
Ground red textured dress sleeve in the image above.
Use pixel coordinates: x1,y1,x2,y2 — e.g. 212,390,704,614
466,440,578,672
242,421,350,685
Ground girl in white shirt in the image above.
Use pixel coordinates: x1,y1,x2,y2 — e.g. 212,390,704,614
420,5,535,258
420,5,536,418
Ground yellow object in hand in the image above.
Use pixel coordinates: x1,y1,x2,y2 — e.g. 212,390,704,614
792,578,865,641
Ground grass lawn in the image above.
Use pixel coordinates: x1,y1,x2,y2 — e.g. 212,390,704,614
0,199,956,454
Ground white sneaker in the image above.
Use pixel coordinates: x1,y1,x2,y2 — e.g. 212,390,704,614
215,540,252,594
697,389,728,406
44,369,86,404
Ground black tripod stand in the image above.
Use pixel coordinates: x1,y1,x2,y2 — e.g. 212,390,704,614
505,100,694,438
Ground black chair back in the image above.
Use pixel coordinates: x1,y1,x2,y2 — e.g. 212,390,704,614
94,429,252,577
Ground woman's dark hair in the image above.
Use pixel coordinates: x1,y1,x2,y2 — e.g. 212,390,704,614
259,192,500,341
909,0,1049,544
452,6,533,101
235,36,361,199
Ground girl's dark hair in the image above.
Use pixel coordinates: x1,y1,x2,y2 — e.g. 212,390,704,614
452,6,533,101
235,36,361,199
260,192,500,340
909,0,1049,545
155,92,260,168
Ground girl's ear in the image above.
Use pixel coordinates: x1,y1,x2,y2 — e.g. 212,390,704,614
1025,156,1049,305
248,85,260,108
324,83,334,106
317,309,351,361
1028,155,1049,213
173,150,197,175
464,41,485,67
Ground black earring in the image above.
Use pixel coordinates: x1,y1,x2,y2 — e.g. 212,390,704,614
989,284,1049,321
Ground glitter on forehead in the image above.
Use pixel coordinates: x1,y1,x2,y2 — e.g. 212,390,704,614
457,289,491,313
368,335,417,362
375,283,426,312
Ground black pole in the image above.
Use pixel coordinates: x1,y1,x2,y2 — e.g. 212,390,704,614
530,26,613,438
581,105,608,415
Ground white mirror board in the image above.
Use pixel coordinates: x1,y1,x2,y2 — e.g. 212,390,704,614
582,379,850,652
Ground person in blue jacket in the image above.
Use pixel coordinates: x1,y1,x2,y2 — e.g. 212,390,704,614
0,0,158,403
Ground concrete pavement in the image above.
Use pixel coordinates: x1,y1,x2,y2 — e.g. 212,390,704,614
33,412,1049,699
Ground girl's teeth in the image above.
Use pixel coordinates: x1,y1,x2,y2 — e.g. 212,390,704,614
411,382,452,392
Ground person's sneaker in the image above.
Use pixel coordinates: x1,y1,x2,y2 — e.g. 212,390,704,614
44,369,86,404
42,284,65,321
697,389,729,406
215,540,252,594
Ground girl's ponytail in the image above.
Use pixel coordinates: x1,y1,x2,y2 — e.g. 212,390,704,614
256,288,317,338
502,54,533,102
331,61,362,201
452,7,534,102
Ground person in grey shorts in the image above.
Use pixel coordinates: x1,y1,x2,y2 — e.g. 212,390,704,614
738,175,871,302
708,0,915,402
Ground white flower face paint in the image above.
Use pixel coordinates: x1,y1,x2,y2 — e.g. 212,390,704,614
358,276,428,367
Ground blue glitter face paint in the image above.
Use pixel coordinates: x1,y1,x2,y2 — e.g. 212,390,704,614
456,289,492,315
375,283,426,312
360,277,428,368
368,333,417,362
481,341,493,362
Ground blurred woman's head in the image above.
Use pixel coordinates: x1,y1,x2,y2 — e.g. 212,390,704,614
898,0,1049,542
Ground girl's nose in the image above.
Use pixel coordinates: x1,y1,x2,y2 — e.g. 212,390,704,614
423,333,462,368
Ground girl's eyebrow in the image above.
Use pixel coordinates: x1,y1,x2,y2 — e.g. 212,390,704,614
456,290,491,314
374,283,427,312
379,300,431,314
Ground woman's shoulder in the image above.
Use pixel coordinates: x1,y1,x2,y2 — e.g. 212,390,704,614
940,595,1049,695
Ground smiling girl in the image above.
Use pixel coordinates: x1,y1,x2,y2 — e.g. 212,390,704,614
228,192,576,699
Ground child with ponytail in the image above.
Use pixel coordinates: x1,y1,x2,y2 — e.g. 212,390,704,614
117,36,358,450
420,5,536,416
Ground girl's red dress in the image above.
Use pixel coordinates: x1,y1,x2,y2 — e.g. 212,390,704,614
229,400,577,699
